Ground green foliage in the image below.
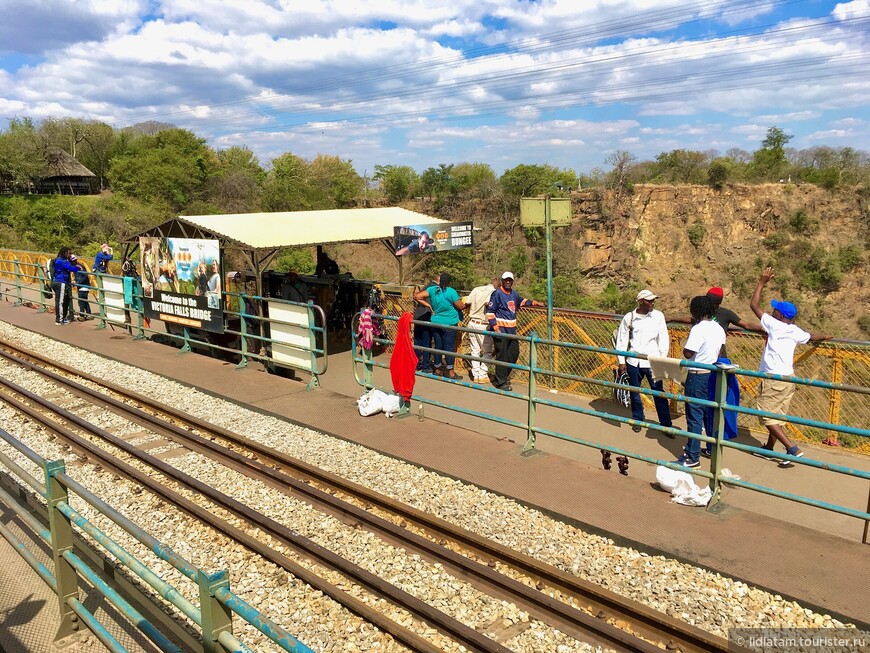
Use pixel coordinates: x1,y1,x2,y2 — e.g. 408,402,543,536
107,128,214,211
762,230,787,250
451,162,498,198
837,245,863,271
262,153,308,211
306,154,362,208
653,149,708,184
420,248,475,290
788,209,818,235
373,164,418,203
272,248,315,274
707,159,729,189
751,126,793,181
499,163,578,198
859,315,870,336
508,246,529,278
687,223,706,248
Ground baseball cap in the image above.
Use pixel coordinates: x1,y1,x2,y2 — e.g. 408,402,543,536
706,287,724,300
636,289,658,301
101,243,109,249
771,299,797,319
502,271,514,280
69,255,77,262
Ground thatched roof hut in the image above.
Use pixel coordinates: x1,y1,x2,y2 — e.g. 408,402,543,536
32,148,98,195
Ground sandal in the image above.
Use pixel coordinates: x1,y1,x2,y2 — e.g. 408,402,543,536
445,370,458,379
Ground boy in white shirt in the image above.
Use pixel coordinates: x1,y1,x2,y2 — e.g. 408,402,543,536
750,267,831,467
675,296,726,468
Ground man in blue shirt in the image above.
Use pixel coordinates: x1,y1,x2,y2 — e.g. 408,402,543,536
485,271,544,391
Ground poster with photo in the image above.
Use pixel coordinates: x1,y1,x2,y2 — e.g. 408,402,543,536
393,221,473,255
140,236,224,333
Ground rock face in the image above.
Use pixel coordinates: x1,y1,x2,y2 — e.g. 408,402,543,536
572,183,869,337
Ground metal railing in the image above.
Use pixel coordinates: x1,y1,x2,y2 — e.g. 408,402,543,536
0,427,314,652
352,313,870,542
381,293,870,453
0,252,327,387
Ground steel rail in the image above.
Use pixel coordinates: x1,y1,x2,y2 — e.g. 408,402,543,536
0,339,738,653
0,375,501,653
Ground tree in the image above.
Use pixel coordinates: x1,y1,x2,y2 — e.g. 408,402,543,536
262,153,308,212
605,150,637,202
373,164,418,203
208,146,263,213
0,117,48,188
306,154,362,208
708,159,730,189
653,149,708,184
451,162,497,198
751,126,793,181
107,128,214,211
499,164,578,198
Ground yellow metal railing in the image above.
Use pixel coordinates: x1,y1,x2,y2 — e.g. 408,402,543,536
3,249,867,453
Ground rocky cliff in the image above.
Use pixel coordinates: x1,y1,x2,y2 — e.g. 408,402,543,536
573,183,869,338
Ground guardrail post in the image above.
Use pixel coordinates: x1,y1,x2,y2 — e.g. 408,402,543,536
197,569,233,653
36,264,49,313
363,346,374,391
237,295,249,370
13,259,23,306
180,327,192,353
707,368,728,511
43,459,81,644
523,331,538,453
827,354,843,445
95,274,107,329
306,301,319,391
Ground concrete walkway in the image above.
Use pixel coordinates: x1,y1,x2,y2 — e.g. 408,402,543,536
0,299,867,630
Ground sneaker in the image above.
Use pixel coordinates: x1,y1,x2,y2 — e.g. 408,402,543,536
700,448,712,459
54,321,62,326
779,447,804,468
674,455,700,468
502,383,513,392
751,445,776,461
61,319,71,325
631,425,642,433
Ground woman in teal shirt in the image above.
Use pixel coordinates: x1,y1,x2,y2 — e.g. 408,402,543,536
414,273,465,378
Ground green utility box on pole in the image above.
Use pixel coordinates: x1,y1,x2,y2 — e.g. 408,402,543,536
519,197,571,344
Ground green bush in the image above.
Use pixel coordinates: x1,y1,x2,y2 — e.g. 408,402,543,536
837,245,863,271
762,230,787,250
687,223,706,248
788,209,818,235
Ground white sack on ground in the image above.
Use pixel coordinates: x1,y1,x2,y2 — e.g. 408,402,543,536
656,465,712,507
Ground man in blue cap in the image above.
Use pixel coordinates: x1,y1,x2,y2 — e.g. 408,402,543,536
750,267,831,467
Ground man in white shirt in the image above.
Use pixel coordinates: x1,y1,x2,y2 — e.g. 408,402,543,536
750,267,831,467
675,296,726,468
616,289,673,433
463,277,499,383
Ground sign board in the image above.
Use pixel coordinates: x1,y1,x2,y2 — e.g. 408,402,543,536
519,197,572,227
267,300,315,373
140,236,224,333
394,221,473,255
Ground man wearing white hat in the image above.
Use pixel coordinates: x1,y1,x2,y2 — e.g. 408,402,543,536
615,289,673,433
485,271,545,391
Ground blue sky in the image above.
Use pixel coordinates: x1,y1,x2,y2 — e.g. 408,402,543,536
0,0,867,175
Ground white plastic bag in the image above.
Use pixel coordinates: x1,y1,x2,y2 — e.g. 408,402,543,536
357,389,388,416
655,465,712,507
381,394,401,417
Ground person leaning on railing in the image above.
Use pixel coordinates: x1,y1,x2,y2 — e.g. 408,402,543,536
750,266,832,467
485,271,545,392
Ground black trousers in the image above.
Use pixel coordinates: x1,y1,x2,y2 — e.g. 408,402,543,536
52,281,72,322
493,334,519,387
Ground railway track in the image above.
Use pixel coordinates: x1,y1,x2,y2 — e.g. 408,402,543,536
0,339,741,653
